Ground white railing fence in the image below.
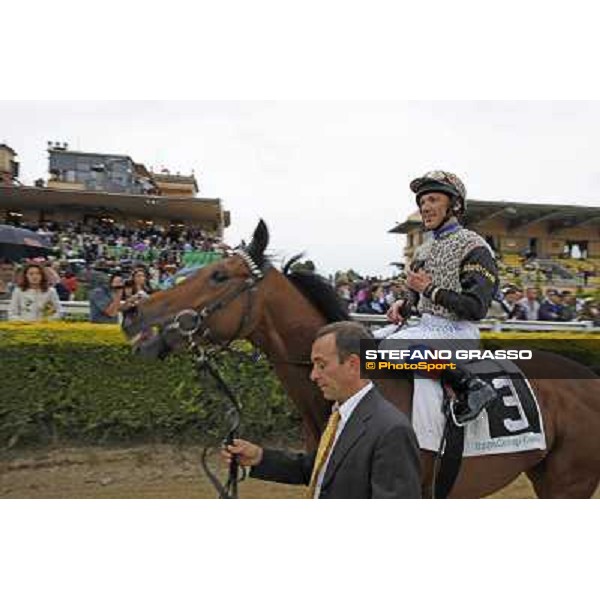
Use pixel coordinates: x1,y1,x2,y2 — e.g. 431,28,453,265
350,313,599,332
0,300,598,332
0,300,90,320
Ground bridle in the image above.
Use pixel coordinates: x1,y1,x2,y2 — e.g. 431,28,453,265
164,248,313,366
167,249,266,350
155,249,313,498
165,249,268,499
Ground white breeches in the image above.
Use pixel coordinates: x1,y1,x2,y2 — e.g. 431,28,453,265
373,313,480,342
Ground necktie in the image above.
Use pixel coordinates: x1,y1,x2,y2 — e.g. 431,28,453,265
307,409,341,498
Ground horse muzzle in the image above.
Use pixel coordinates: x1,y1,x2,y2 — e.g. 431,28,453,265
121,306,169,359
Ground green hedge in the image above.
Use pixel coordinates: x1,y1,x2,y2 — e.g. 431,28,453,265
0,323,302,448
482,332,600,375
0,324,598,448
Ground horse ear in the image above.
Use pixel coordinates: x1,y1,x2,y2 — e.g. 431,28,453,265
247,219,269,266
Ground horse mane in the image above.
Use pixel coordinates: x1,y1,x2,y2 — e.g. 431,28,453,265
246,220,348,323
282,254,349,323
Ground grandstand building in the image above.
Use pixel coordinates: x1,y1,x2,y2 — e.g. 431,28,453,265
0,144,19,186
390,200,600,290
0,143,230,237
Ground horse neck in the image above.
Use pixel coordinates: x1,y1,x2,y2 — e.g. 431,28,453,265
245,271,414,443
248,270,330,449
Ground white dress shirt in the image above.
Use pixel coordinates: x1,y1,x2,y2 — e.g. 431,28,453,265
314,381,374,498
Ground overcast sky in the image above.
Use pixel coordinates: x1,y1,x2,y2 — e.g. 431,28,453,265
2,101,600,277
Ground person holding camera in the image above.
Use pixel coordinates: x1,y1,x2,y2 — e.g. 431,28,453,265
130,266,154,298
89,272,129,324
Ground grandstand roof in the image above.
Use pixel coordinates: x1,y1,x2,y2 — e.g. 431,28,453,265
48,148,133,161
0,185,229,227
389,199,600,234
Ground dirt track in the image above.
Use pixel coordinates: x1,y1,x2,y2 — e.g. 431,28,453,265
1,444,598,499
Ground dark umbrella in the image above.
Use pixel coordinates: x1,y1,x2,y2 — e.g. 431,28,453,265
0,224,53,262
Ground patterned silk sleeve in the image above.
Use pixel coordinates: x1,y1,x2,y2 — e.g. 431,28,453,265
433,246,498,320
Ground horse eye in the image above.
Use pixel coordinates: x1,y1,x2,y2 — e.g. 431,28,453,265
210,270,229,284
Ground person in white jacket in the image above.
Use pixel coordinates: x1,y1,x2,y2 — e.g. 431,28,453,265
8,264,62,322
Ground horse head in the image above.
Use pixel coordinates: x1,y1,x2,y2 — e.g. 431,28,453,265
122,220,272,358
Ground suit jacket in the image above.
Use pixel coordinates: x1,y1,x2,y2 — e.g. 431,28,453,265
250,388,421,498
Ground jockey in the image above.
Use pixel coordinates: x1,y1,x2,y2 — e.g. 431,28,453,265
375,170,500,424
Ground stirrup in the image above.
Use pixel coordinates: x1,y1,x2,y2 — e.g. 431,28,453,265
448,400,471,428
450,390,495,426
442,384,469,428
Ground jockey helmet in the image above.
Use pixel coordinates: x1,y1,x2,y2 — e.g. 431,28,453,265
410,170,467,217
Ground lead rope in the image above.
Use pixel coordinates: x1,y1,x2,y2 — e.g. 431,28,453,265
188,338,246,499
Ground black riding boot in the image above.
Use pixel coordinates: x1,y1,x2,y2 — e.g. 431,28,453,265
441,364,499,425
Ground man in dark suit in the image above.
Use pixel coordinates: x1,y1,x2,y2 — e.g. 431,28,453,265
222,321,421,499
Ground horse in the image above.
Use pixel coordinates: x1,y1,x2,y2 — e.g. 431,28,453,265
122,221,600,498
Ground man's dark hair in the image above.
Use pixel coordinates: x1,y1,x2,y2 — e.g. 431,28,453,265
315,321,373,362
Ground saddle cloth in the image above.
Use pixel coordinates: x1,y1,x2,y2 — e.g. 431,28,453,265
412,359,547,457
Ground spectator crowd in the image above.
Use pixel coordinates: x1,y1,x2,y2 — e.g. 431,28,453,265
1,218,599,326
0,218,230,323
33,219,227,272
334,277,600,325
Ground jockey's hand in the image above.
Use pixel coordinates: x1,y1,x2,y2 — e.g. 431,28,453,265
406,269,432,294
387,299,406,324
221,438,263,467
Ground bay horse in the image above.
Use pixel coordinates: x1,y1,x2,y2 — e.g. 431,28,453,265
122,221,600,498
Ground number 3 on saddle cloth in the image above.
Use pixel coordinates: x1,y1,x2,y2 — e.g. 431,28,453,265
375,322,546,456
412,358,546,458
413,359,547,499
375,320,546,496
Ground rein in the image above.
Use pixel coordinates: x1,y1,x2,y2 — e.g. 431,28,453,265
164,249,313,497
166,249,265,499
189,339,246,499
